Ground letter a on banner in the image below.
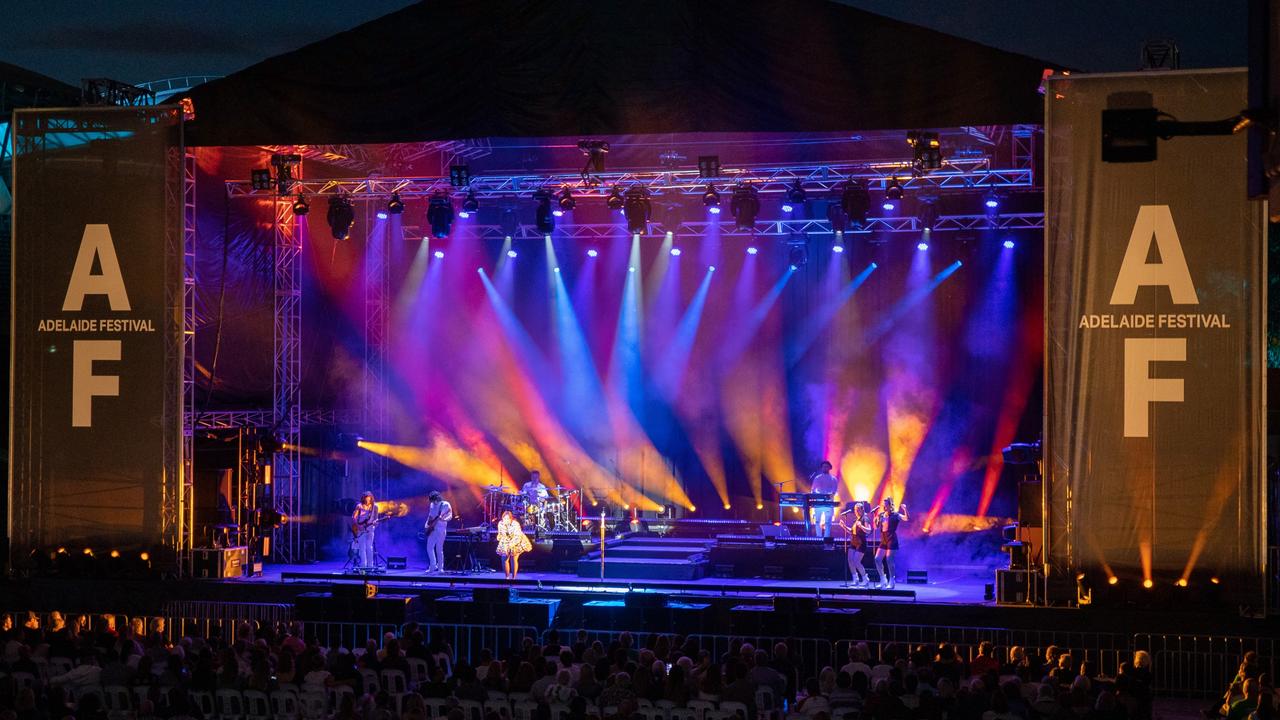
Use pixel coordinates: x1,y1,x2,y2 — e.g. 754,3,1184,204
1110,205,1198,306
62,224,131,311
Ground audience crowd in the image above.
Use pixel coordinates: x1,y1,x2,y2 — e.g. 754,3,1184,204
0,611,1270,720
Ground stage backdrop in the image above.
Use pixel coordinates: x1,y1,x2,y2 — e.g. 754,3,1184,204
1045,69,1267,606
9,107,184,563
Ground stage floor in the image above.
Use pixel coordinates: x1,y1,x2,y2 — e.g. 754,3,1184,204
235,560,998,605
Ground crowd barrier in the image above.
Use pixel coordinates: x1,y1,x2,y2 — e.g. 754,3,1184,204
5,606,1273,697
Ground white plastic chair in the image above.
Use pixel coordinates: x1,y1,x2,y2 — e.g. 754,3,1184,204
243,690,272,720
215,688,245,720
706,711,736,720
329,683,356,711
637,707,666,720
460,699,486,720
514,699,539,720
689,700,717,720
299,690,328,720
382,668,409,694
10,672,36,690
49,657,74,677
270,688,300,718
189,690,216,718
755,688,778,720
551,703,572,720
719,701,750,720
408,657,431,687
360,668,381,694
670,709,698,720
103,684,134,714
425,697,451,718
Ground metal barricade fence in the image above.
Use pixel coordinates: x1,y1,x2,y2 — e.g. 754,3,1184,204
549,629,835,679
855,624,1132,682
1134,634,1279,698
162,600,293,644
307,621,402,650
423,624,542,663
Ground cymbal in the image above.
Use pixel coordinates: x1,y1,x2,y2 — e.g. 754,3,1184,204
555,486,577,491
484,485,505,491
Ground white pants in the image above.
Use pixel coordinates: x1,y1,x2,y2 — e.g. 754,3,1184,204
811,508,833,537
426,528,447,571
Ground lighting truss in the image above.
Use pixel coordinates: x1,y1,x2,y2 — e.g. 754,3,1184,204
449,213,1044,242
226,157,1032,200
187,409,365,430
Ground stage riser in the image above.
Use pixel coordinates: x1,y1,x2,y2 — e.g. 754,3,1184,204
576,559,708,580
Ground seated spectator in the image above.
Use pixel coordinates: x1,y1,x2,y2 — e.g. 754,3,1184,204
698,663,723,701
599,671,638,710
972,642,1001,678
547,669,578,704
1229,679,1263,720
841,644,872,680
797,677,830,717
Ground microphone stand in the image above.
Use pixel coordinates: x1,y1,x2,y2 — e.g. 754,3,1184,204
773,480,793,525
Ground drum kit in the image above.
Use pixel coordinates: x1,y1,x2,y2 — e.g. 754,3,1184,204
482,484,581,532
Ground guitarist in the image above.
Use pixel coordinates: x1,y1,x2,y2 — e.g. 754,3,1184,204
424,491,453,573
351,491,379,570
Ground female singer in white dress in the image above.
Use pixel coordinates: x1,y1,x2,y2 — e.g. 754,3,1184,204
495,510,532,580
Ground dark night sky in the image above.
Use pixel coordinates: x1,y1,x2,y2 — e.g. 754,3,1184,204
0,0,1248,86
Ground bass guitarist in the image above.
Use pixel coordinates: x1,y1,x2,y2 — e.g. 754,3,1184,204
424,491,453,573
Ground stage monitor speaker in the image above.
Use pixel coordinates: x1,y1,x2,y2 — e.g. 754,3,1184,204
474,587,512,604
1018,481,1043,527
624,592,666,609
332,582,377,600
773,596,818,614
386,556,407,570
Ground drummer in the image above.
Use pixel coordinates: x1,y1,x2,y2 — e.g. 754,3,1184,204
521,470,549,506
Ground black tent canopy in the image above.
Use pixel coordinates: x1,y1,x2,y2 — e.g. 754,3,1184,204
185,0,1057,147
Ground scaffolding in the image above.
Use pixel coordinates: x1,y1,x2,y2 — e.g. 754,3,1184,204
271,195,303,563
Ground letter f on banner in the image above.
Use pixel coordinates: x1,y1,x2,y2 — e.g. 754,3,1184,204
63,224,131,311
72,340,121,427
1124,338,1185,437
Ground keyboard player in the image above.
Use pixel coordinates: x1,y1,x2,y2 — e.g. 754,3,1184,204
808,460,839,537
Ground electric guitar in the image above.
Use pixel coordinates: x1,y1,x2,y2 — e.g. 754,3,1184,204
350,510,393,539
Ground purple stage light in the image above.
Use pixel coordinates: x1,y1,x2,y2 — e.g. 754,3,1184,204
1003,239,1016,249
629,266,636,273
586,248,598,258
433,250,445,259
554,267,561,273
458,210,471,219
376,211,389,220
917,241,929,251
507,250,518,258
746,246,759,255
709,265,716,272
882,201,895,211
709,206,721,215
832,244,845,253
782,203,794,213
985,198,999,209
670,247,682,256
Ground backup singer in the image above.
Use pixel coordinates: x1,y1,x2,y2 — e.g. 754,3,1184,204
809,461,839,537
495,510,532,580
351,491,378,570
839,502,873,587
874,497,909,589
424,491,453,574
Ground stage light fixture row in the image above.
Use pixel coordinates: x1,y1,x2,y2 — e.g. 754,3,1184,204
623,187,651,234
730,184,759,231
326,195,354,240
607,185,626,210
460,189,480,217
426,192,454,239
533,190,555,234
387,192,405,215
291,193,309,216
839,179,870,229
783,179,806,212
557,186,576,214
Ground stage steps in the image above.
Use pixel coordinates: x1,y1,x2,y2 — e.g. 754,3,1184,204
577,537,711,580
